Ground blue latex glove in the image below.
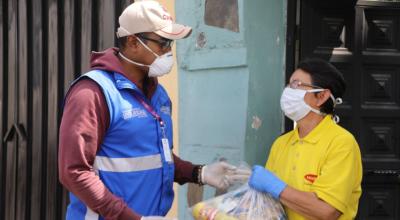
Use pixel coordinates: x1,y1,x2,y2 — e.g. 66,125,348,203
249,165,287,199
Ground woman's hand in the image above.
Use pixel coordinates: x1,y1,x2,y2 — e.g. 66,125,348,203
249,165,287,199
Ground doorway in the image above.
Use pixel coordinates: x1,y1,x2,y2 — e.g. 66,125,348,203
286,0,400,219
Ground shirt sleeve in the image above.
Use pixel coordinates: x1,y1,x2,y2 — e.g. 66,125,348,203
173,153,198,185
311,134,362,214
58,79,141,220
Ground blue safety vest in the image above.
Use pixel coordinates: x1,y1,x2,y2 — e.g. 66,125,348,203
65,70,175,220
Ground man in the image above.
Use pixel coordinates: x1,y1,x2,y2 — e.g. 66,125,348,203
59,1,237,219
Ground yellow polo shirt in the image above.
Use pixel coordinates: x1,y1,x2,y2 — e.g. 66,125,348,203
266,115,362,220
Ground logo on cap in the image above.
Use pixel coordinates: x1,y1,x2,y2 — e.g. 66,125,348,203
162,14,173,21
159,6,173,21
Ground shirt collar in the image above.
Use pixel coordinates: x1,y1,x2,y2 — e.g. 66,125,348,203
292,115,334,145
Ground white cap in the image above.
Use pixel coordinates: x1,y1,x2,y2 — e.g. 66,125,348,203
117,0,192,40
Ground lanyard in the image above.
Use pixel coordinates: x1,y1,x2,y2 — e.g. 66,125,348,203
131,91,173,163
131,92,166,135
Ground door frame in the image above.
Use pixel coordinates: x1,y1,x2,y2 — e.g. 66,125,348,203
284,0,298,132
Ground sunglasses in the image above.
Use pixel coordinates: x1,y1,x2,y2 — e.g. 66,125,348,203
136,34,174,49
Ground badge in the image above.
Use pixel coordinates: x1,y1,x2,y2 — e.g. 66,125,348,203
162,138,172,162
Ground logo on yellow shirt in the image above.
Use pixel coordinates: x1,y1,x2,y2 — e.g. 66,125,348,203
304,174,318,183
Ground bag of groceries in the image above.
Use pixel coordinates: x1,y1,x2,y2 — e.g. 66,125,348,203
190,164,286,220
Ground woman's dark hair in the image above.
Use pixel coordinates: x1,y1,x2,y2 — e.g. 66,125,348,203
297,58,346,114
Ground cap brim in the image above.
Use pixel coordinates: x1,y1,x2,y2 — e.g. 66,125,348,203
155,23,192,40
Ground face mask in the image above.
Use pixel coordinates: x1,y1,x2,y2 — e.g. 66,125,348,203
118,37,174,77
280,87,326,122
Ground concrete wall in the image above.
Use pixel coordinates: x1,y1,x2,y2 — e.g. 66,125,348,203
175,0,287,218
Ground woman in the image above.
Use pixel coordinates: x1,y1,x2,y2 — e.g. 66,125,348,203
249,58,362,220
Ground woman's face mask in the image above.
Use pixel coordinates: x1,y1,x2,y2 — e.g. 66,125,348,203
119,37,174,77
280,87,326,122
281,73,343,122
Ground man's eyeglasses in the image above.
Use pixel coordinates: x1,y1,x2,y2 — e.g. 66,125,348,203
287,80,322,90
136,34,174,49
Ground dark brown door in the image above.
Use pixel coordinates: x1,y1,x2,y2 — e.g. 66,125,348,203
0,0,133,219
288,0,400,219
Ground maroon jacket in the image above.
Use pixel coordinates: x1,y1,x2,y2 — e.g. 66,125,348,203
58,48,198,220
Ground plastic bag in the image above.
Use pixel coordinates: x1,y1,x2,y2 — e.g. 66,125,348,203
190,164,286,220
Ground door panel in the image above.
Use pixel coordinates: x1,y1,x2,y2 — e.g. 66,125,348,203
297,0,400,219
5,0,19,219
16,0,28,219
356,4,400,219
0,0,134,219
0,0,4,216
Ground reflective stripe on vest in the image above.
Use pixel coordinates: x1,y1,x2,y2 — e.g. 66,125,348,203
93,154,162,172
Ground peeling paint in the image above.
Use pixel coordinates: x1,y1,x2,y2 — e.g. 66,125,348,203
196,32,207,48
251,115,262,130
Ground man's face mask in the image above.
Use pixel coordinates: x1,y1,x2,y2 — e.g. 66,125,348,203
119,36,174,77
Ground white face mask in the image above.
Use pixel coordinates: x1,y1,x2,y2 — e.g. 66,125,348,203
118,37,174,77
280,87,326,122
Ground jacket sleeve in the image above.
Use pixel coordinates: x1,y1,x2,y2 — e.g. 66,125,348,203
58,79,141,220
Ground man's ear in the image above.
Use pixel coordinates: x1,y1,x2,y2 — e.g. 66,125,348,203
317,89,331,107
126,36,140,49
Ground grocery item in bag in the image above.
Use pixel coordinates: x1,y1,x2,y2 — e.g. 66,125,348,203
191,164,286,220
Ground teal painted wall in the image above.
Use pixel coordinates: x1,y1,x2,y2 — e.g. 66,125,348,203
243,1,287,166
175,0,286,218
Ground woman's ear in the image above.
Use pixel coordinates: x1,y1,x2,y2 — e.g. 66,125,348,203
317,89,331,107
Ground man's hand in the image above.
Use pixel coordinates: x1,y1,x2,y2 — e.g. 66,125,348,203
202,161,236,190
227,167,252,183
249,165,287,199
